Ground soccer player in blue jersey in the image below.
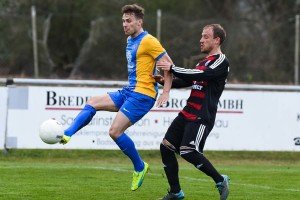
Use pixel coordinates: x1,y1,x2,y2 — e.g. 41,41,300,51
59,4,173,191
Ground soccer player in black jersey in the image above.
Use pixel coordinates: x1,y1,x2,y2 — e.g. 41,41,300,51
155,24,230,200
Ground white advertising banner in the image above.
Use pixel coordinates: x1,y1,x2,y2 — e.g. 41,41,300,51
6,86,300,151
0,87,7,149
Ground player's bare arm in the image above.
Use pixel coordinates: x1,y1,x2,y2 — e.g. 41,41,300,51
155,54,173,107
151,74,164,84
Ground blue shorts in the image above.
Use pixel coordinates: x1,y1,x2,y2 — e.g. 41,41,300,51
108,87,156,124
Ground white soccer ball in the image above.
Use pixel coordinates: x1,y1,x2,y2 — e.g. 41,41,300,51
39,119,64,144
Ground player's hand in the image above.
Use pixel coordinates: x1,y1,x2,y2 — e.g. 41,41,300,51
151,74,164,85
156,92,169,107
156,60,172,71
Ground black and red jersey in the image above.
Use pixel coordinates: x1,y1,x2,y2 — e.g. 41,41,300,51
170,54,229,127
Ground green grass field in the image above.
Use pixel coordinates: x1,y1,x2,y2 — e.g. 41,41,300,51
0,150,299,200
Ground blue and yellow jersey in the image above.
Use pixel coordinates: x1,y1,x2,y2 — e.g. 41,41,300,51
126,31,166,99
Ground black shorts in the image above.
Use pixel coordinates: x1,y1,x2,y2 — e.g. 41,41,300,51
164,114,212,154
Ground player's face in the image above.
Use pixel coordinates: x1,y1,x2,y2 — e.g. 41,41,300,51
199,27,219,54
122,13,142,37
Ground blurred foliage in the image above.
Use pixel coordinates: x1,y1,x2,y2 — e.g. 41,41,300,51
0,0,299,83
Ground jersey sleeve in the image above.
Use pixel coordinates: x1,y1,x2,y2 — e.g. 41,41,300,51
157,77,192,88
142,35,166,60
171,54,229,82
171,78,193,88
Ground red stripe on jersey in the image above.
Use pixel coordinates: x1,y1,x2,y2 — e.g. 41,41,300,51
206,55,216,61
180,110,197,120
187,102,202,110
196,65,207,70
191,90,205,98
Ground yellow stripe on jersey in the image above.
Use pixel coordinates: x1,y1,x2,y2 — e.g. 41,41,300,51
134,34,166,98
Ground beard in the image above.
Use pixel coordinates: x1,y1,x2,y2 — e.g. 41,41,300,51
201,49,209,54
125,29,138,37
200,45,213,54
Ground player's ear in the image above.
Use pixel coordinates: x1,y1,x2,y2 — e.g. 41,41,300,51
214,37,221,45
138,19,143,26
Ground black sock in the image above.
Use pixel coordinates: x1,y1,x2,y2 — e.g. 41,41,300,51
180,150,223,183
160,143,181,193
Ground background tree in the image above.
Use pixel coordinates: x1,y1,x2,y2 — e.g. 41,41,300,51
0,0,299,83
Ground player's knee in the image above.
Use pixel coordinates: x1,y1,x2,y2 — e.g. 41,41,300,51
160,140,177,164
180,151,192,161
87,96,98,107
160,139,176,153
160,142,168,154
179,146,196,161
108,125,121,140
180,147,205,167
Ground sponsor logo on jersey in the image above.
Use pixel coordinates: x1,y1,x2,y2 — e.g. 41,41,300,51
123,107,130,113
192,84,203,90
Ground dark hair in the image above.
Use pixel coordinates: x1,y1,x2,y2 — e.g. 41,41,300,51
121,4,144,20
204,24,226,45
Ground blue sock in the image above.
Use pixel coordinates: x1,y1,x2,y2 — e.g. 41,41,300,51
64,104,96,137
115,133,144,172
